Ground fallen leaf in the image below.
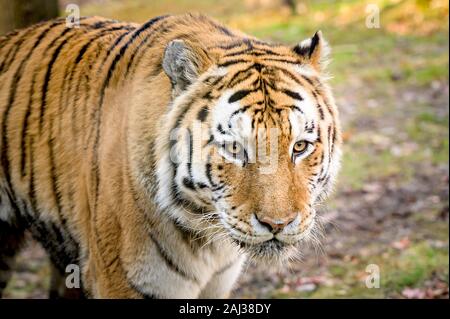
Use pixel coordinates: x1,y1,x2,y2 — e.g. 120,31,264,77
295,283,317,293
392,237,411,250
402,288,426,299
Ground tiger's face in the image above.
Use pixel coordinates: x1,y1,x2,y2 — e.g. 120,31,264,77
156,32,341,261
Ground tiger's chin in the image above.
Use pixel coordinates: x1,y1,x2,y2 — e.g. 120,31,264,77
232,238,300,265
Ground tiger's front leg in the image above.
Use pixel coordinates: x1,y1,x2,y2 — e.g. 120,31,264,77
83,215,144,298
82,248,143,298
86,236,204,299
198,256,246,299
87,199,242,298
85,198,202,298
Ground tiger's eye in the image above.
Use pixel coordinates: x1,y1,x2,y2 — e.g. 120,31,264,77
226,142,241,155
293,141,308,154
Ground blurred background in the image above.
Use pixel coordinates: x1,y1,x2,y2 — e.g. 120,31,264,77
0,0,448,299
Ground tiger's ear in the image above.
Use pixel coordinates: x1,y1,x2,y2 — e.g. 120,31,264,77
293,31,330,71
163,39,206,97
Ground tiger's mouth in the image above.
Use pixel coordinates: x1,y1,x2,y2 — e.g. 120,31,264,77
232,238,298,261
233,237,287,251
215,212,316,261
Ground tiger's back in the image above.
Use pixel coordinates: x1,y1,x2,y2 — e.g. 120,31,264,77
0,17,140,283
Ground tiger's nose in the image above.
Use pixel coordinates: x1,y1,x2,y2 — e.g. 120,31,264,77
255,212,298,233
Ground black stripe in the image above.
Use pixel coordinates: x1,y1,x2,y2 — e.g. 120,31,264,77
26,216,79,273
277,68,306,86
202,91,215,101
309,32,320,57
260,57,298,65
228,89,252,103
218,59,250,67
126,280,160,299
305,122,314,134
203,75,224,86
47,120,63,214
229,104,252,121
323,100,334,120
205,135,214,146
327,124,332,153
90,20,114,30
217,124,227,135
331,126,337,153
182,178,196,190
317,126,322,143
197,105,209,122
0,30,19,49
149,232,198,283
209,41,245,50
38,27,79,133
215,259,237,275
204,16,236,37
223,48,281,58
250,39,279,47
197,182,208,189
186,128,195,189
205,162,217,188
283,89,303,101
300,74,315,86
317,104,325,120
215,25,235,36
318,151,326,179
212,183,225,192
19,82,36,177
28,136,37,211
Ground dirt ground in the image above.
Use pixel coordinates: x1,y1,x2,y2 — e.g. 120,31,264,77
2,0,449,299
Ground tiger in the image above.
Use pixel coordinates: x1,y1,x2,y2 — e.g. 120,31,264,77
0,13,341,298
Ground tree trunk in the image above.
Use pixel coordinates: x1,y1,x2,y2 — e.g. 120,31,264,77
283,0,297,14
0,0,59,35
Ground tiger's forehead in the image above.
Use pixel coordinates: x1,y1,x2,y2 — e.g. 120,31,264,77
210,83,319,144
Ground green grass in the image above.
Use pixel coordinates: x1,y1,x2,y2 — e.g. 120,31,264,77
406,112,449,165
271,241,448,298
78,0,247,22
385,243,449,291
